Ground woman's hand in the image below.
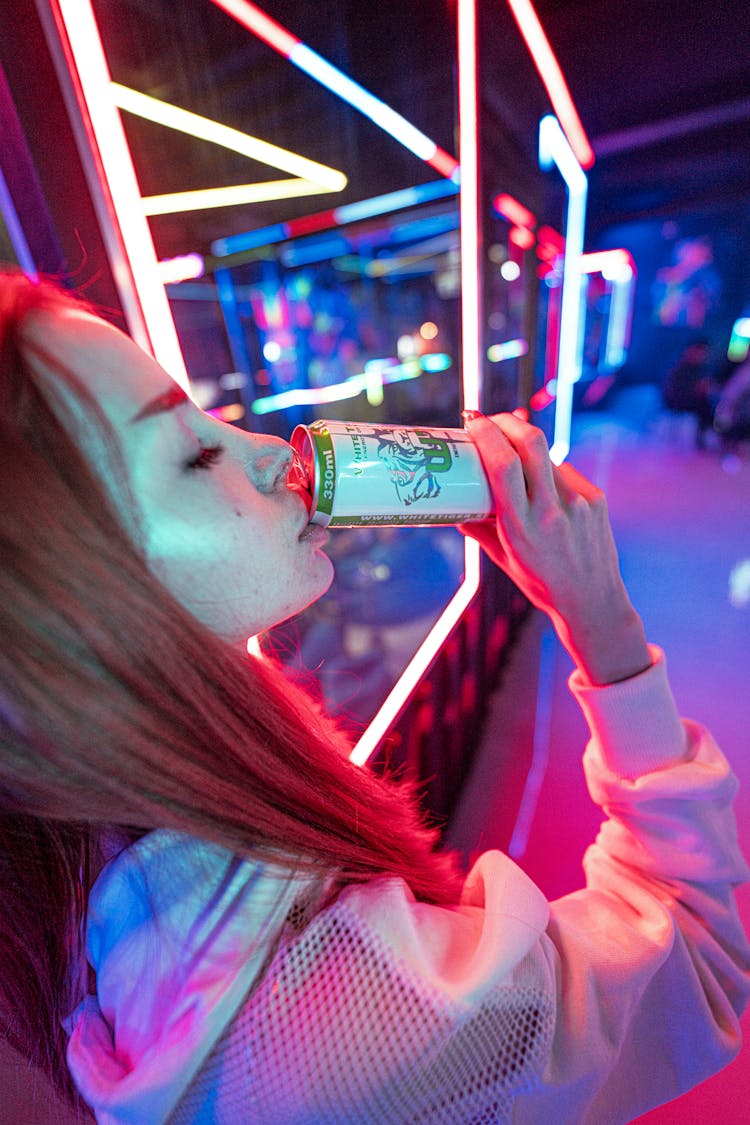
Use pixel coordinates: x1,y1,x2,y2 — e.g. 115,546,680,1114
459,412,651,686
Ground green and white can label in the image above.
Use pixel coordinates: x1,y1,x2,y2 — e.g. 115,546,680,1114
290,419,494,527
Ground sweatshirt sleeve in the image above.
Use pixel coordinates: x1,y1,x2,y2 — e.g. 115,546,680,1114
515,645,750,1122
169,647,750,1125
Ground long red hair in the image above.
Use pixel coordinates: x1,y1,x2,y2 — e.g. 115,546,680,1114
0,269,461,1110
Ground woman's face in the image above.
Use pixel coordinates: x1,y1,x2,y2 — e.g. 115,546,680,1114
33,310,333,644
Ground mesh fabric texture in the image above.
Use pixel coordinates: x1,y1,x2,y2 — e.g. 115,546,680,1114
169,896,554,1124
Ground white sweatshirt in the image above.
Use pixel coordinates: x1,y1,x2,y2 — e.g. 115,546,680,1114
66,649,750,1124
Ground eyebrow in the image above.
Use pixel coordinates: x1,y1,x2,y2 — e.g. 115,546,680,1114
130,384,189,423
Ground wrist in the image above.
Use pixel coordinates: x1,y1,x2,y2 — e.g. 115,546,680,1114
553,603,651,687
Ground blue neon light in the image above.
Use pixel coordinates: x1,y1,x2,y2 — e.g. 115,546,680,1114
0,167,38,279
333,180,459,225
389,210,459,245
421,353,452,373
289,44,439,162
211,180,459,258
251,353,452,414
212,223,288,258
280,234,350,267
215,267,254,375
603,266,634,370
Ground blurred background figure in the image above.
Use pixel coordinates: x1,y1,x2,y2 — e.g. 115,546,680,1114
661,337,718,448
714,358,750,459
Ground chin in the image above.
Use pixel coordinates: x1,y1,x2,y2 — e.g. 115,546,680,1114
315,551,335,596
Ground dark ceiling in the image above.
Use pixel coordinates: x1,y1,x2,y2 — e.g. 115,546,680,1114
534,0,750,230
100,0,750,253
17,0,750,262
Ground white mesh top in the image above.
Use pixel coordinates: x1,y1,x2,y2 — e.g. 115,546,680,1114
66,650,750,1124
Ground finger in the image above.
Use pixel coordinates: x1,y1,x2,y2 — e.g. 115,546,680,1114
554,460,605,505
488,412,557,503
463,413,528,512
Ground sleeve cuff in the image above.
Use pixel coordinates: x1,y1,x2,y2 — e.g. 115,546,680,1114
568,645,688,779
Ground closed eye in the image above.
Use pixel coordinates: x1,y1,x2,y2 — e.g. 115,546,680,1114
186,443,225,471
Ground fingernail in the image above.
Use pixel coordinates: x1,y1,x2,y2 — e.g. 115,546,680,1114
461,409,484,422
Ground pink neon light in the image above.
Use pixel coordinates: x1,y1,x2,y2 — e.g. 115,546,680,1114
209,0,299,56
458,0,481,411
494,192,536,229
429,147,462,180
529,382,556,411
510,225,535,250
536,224,564,261
506,0,594,169
285,209,338,238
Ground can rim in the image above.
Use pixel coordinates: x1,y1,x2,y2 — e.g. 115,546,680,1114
289,424,330,527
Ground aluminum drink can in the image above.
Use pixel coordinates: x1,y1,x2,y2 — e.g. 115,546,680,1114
289,419,494,527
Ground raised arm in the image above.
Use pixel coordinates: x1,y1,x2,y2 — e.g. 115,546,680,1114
460,411,651,686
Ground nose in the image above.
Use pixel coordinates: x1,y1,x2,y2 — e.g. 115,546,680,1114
246,433,293,492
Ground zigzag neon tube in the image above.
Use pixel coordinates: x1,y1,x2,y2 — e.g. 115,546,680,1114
209,0,459,180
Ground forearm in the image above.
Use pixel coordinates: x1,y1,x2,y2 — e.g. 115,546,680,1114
550,597,651,688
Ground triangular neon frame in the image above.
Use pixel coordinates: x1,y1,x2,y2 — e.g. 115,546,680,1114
111,82,347,216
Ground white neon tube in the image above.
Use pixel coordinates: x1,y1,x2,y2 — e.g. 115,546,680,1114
351,0,482,767
111,83,347,192
54,0,188,385
604,265,634,369
142,179,338,217
539,114,587,465
350,545,481,766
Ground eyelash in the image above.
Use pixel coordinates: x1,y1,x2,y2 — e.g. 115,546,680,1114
186,443,226,471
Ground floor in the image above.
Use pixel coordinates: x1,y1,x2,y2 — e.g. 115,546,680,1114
449,390,750,1122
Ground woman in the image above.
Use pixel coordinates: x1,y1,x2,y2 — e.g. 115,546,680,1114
0,268,748,1124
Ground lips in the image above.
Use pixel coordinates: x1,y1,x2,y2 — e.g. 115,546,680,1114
299,522,328,545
